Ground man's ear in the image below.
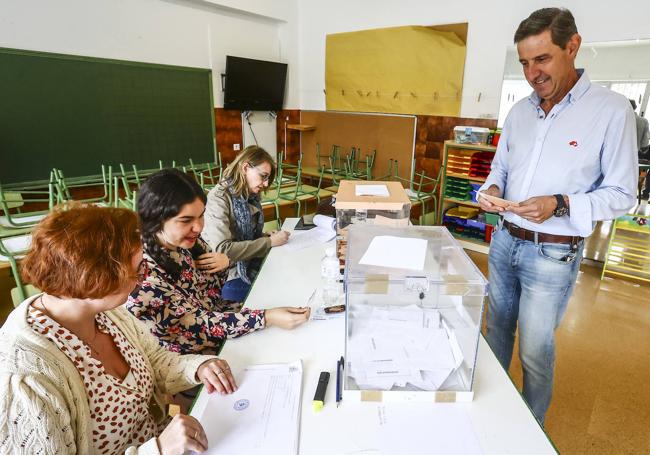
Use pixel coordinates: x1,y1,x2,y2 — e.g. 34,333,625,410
567,33,582,58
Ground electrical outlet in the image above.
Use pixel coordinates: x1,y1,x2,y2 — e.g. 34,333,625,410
233,143,240,151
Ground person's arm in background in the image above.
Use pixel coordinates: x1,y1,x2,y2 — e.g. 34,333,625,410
567,102,638,237
641,117,649,151
202,186,271,262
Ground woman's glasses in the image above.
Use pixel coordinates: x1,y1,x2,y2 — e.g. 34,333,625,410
135,259,149,282
247,162,271,183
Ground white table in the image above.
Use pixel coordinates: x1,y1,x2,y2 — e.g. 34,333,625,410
211,219,557,454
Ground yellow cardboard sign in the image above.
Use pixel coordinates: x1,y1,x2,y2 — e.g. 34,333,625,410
326,25,466,116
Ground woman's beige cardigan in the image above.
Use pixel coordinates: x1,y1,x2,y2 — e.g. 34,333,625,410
0,295,217,454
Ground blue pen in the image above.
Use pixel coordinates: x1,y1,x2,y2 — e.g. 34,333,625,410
336,356,344,407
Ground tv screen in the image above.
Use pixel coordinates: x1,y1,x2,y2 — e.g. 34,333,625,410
224,56,288,111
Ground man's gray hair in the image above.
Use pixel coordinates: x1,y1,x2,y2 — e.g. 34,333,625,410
514,8,578,49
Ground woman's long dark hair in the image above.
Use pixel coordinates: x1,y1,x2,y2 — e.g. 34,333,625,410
137,169,207,279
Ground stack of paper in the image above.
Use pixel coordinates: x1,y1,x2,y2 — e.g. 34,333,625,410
191,361,303,455
347,304,463,390
284,215,336,251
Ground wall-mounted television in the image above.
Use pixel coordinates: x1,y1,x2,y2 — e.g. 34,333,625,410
224,56,288,111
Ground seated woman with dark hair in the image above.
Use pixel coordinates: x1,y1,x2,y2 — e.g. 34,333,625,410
0,204,235,454
127,169,309,356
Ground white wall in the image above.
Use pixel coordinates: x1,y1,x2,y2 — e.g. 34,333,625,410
3,0,649,124
0,0,301,155
0,0,301,106
504,40,650,81
297,0,650,119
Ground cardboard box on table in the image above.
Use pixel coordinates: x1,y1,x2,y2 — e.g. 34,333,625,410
334,180,411,267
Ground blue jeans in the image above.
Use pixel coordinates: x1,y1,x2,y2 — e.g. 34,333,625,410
486,227,584,424
221,278,252,302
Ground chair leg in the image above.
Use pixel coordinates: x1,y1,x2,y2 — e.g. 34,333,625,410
8,257,26,302
275,203,281,230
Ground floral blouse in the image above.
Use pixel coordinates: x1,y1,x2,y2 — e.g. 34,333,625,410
126,237,266,355
27,304,163,455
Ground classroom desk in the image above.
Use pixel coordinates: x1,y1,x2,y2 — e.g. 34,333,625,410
209,219,557,454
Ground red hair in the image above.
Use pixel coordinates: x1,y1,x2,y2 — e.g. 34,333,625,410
22,204,141,299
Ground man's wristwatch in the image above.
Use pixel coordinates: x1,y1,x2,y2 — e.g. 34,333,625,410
553,194,569,217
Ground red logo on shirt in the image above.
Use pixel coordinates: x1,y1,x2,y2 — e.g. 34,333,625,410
569,140,578,147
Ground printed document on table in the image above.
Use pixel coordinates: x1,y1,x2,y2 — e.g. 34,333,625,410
377,403,483,454
191,360,303,455
359,235,427,270
355,184,389,197
284,215,336,251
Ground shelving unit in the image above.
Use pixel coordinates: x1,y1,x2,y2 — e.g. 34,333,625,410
601,213,650,283
438,140,497,254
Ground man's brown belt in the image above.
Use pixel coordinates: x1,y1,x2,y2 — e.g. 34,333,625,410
502,220,583,248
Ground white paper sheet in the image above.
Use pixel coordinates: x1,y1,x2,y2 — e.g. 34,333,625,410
191,361,303,455
355,184,389,197
377,403,483,454
283,215,336,252
359,235,427,271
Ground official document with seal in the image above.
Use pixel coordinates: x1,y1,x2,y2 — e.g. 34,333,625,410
191,360,303,454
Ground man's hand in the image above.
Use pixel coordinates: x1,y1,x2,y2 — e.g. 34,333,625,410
508,195,558,223
477,185,504,213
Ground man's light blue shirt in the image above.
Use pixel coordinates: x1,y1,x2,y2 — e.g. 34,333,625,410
482,69,638,237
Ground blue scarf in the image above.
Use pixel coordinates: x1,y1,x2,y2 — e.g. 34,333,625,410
227,182,264,285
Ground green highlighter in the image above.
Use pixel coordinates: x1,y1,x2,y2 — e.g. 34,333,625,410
312,371,330,413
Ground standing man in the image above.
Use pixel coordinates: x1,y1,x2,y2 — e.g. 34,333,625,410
479,8,637,424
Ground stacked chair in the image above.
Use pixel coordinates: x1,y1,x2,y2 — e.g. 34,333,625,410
0,175,58,305
384,159,442,225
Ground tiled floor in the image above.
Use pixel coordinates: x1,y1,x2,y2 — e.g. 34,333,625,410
467,202,650,454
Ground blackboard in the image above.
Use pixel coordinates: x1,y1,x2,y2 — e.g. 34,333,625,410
0,47,216,185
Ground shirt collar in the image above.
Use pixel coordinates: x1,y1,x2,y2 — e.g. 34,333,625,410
528,68,590,108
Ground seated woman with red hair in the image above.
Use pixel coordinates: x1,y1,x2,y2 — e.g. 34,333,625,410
0,204,236,454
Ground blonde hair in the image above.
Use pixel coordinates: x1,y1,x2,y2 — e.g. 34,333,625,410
221,145,276,197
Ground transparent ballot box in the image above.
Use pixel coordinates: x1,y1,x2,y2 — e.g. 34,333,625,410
335,180,411,267
344,224,487,402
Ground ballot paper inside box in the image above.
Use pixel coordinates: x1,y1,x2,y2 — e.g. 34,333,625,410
343,224,487,403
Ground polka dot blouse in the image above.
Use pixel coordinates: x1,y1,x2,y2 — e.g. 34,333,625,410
27,304,165,454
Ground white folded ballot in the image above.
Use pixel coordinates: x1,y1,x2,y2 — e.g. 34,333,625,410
346,304,464,391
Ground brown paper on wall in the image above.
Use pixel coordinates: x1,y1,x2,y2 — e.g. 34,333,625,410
325,25,467,116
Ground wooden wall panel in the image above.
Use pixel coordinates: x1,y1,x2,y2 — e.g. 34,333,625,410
212,108,496,182
276,109,301,163
214,108,243,165
414,115,497,177
299,111,417,180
